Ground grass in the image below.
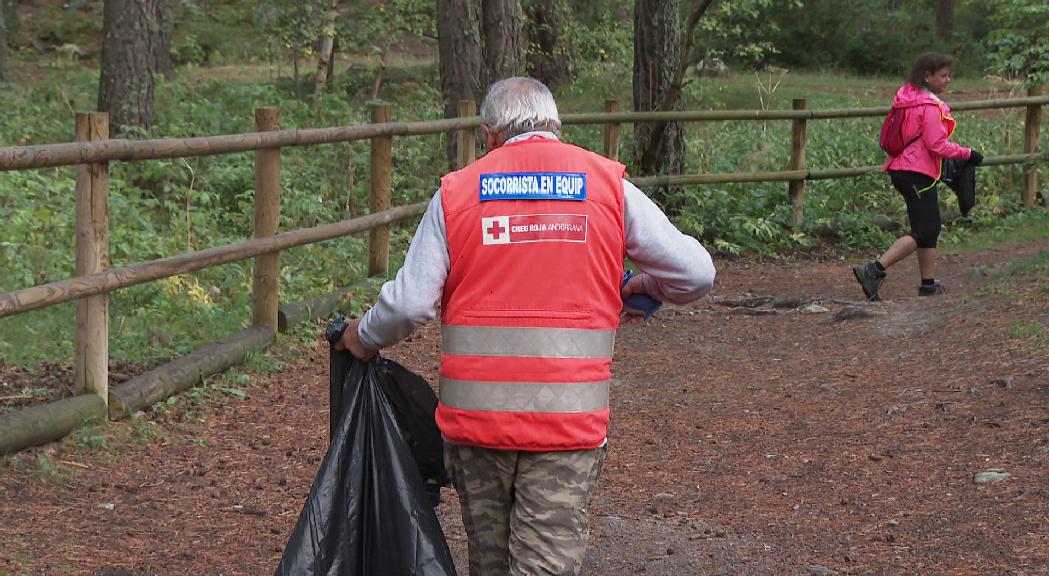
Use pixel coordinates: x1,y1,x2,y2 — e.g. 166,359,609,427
998,249,1049,278
0,452,76,486
945,210,1049,253
971,248,1049,300
0,338,293,470
1008,320,1045,340
29,416,168,468
0,57,1045,374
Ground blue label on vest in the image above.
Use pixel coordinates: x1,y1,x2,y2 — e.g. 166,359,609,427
479,172,586,202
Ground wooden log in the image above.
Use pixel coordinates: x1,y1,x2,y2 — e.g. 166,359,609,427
253,108,281,330
369,104,392,277
0,395,107,455
873,215,902,231
277,278,378,333
1023,85,1043,207
0,200,429,320
788,99,807,226
457,100,477,168
107,325,276,419
74,112,110,402
603,100,621,161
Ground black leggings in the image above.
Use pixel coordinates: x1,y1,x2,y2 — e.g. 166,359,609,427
889,170,940,249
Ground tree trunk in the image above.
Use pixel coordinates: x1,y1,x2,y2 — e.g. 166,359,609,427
633,0,685,208
481,0,525,87
936,0,954,40
108,325,275,419
437,0,483,168
326,36,337,83
292,45,301,98
98,0,165,134
523,0,574,87
0,4,7,83
154,0,174,77
1,0,16,40
313,0,339,94
0,396,107,456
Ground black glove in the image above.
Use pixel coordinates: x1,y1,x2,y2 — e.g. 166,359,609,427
968,149,984,166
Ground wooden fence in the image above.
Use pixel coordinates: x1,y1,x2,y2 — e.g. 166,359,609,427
0,88,1046,453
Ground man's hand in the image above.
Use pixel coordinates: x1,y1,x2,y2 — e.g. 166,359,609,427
335,318,378,361
620,272,648,325
620,309,645,325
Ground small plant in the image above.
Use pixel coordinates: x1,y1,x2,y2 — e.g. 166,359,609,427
218,386,247,399
241,350,285,374
1007,321,1045,341
76,434,112,452
36,454,56,475
754,66,788,133
171,34,207,66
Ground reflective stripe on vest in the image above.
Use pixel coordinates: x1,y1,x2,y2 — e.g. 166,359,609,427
439,378,609,413
441,324,613,413
442,325,615,358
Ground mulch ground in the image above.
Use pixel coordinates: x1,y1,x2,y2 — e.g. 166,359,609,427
2,239,1048,576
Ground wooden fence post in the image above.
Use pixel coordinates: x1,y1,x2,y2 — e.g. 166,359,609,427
457,100,477,168
788,98,808,226
369,103,393,276
1023,85,1043,207
74,112,110,404
253,107,281,330
603,99,621,161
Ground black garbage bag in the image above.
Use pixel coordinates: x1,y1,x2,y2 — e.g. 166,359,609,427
274,345,456,576
942,157,977,217
328,346,449,506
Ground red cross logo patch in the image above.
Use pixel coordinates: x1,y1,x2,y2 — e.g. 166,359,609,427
481,216,511,244
481,214,587,245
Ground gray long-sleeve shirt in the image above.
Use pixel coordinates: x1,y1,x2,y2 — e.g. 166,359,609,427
358,134,716,350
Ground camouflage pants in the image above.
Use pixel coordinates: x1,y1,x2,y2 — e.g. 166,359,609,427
444,442,607,576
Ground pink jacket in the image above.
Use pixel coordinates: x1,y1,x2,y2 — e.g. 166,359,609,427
882,83,972,180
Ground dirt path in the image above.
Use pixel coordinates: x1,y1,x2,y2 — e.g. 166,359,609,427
2,240,1048,576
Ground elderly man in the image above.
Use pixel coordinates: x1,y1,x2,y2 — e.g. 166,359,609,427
338,77,715,575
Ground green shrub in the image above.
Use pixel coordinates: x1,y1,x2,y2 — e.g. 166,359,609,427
0,65,1044,368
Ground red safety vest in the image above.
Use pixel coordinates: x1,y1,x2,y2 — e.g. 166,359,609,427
437,136,627,451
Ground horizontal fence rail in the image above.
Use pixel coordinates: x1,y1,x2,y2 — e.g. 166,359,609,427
560,95,1049,123
0,200,429,320
1,96,1045,172
631,152,1047,187
1,89,1046,455
0,118,480,172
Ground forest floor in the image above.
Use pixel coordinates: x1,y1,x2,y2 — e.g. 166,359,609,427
2,238,1048,576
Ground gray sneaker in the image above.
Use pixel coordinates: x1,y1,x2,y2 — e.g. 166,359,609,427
853,263,886,301
918,281,946,296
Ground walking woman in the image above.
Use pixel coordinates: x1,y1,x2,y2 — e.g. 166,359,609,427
853,52,983,301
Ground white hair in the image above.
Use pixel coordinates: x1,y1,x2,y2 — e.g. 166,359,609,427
480,77,561,141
